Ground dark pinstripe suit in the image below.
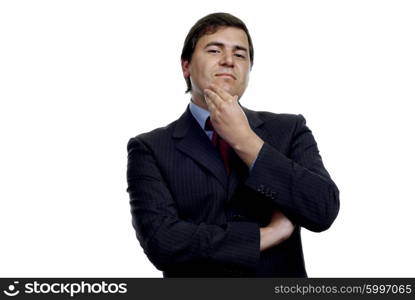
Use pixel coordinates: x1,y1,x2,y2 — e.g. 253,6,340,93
127,105,339,277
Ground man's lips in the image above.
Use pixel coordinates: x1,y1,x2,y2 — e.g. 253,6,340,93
215,73,236,80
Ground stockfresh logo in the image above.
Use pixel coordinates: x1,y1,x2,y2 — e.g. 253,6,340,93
3,281,20,297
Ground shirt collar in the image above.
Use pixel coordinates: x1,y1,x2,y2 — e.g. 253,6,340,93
189,100,211,131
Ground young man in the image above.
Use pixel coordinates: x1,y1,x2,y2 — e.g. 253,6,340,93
127,12,339,277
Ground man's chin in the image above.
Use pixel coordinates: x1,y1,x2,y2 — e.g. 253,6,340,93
213,80,236,95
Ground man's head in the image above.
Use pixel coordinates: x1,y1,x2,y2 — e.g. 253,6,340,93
181,13,254,107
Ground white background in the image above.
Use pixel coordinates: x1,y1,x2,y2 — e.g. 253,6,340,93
1,0,414,277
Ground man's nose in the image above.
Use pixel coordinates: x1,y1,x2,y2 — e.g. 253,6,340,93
219,50,234,67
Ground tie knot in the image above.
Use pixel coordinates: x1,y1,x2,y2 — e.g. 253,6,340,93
204,117,214,131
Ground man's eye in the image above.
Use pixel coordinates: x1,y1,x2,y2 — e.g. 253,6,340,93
207,49,220,53
235,53,246,58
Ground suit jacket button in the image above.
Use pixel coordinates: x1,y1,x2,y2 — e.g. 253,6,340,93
233,214,245,221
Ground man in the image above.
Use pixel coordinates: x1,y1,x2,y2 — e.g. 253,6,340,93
127,12,339,277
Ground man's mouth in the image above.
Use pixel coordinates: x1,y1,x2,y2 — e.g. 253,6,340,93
215,73,236,80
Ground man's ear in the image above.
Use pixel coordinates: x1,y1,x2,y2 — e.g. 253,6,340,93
181,60,190,77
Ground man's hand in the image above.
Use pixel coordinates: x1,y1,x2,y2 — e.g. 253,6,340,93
204,84,264,167
260,211,295,252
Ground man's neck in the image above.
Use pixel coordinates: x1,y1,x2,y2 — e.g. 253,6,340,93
191,93,208,110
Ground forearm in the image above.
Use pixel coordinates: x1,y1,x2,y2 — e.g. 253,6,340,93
138,213,260,270
245,140,339,232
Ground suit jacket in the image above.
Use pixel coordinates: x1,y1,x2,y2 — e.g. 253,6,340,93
126,105,339,277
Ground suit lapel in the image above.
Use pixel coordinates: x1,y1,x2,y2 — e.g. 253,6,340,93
173,106,228,189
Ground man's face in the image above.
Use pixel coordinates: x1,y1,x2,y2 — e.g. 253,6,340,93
182,26,251,108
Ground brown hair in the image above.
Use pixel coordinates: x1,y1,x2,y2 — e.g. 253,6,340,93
181,12,254,93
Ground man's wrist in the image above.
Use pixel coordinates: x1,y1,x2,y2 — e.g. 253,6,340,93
233,131,264,167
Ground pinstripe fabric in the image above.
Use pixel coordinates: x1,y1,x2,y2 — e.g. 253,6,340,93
126,105,340,277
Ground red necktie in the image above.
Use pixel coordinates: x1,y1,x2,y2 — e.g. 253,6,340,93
205,118,231,175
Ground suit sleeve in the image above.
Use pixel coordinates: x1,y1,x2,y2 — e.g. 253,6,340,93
127,137,260,271
245,115,340,232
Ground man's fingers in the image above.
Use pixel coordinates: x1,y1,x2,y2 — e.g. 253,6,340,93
204,95,215,113
209,84,235,102
204,89,222,108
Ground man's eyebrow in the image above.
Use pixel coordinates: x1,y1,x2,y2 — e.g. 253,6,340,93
204,42,248,52
204,42,225,49
234,45,248,52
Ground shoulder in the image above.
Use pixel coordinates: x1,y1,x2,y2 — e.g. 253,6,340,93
244,107,306,130
127,119,178,151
